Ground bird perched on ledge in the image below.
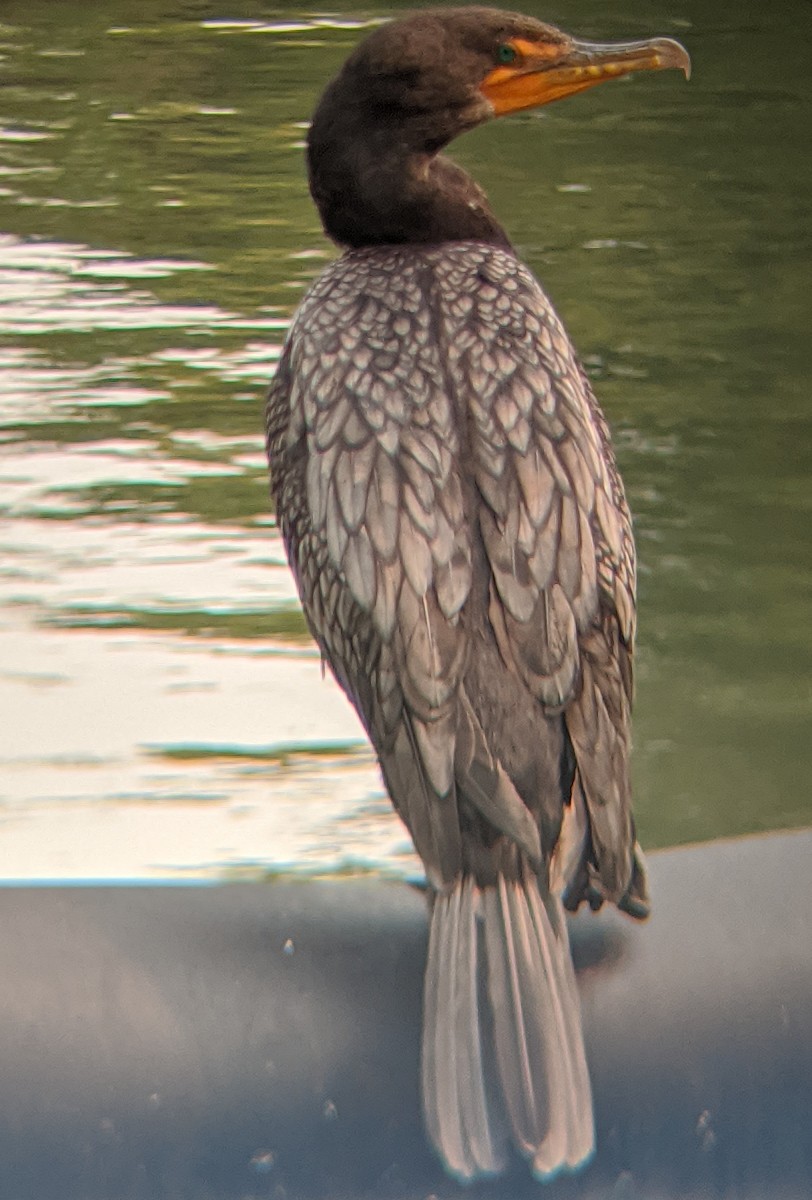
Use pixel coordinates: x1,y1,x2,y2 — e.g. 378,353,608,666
266,6,689,1183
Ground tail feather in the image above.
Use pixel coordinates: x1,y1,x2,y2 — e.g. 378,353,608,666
522,879,593,1175
422,872,593,1182
422,878,507,1180
483,879,543,1151
454,880,502,1170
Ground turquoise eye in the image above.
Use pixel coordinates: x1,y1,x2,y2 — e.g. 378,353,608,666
496,43,517,65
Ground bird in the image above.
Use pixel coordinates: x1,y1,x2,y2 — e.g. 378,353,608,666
265,6,689,1183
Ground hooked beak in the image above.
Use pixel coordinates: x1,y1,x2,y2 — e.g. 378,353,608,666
480,33,691,116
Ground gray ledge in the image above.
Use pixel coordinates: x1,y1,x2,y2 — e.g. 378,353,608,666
1,829,810,1199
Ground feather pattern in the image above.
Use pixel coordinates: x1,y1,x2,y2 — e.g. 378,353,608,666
266,239,648,1176
422,872,593,1182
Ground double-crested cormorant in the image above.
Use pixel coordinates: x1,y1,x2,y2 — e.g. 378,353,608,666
266,7,689,1182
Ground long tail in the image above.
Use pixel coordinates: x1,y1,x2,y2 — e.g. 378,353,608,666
421,872,593,1182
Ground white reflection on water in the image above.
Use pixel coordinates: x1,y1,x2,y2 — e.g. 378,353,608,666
0,348,171,423
0,234,287,335
196,17,385,34
0,232,414,883
0,504,412,881
0,623,413,882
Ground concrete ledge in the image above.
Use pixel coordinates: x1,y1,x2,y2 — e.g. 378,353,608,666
1,830,810,1199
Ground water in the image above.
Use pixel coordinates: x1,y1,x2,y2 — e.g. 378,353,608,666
1,0,810,880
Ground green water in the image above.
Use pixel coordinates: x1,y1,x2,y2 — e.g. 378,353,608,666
0,0,810,878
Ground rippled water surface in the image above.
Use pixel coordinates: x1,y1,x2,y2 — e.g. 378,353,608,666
1,0,810,879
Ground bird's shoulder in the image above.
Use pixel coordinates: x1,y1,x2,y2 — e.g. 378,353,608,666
273,239,635,651
291,240,550,327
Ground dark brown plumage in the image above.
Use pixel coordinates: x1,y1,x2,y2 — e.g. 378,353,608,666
266,7,688,1181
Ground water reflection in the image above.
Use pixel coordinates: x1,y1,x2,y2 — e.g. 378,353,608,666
0,1,810,879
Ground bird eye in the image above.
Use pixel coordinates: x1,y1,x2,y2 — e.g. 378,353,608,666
496,43,518,65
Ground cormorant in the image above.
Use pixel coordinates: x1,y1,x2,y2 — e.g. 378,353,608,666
265,7,689,1182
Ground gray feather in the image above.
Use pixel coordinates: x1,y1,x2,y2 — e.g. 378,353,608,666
424,874,593,1182
268,241,641,1183
456,692,542,864
422,880,508,1181
365,452,399,560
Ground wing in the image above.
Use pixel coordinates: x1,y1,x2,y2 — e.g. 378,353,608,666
266,251,476,887
268,243,645,907
442,248,641,906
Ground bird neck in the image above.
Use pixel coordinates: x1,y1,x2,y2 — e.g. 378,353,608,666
307,115,511,251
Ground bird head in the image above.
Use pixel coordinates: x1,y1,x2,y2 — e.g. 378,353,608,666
329,7,690,151
306,8,690,247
